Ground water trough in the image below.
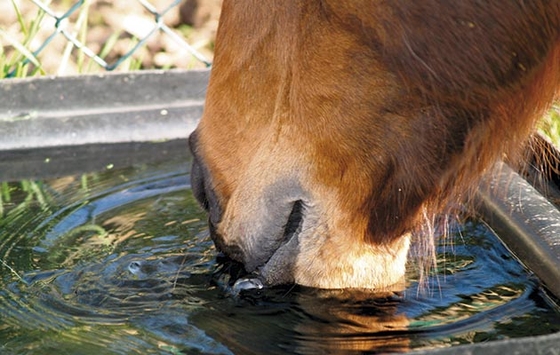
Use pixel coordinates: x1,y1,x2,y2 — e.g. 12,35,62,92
1,70,559,354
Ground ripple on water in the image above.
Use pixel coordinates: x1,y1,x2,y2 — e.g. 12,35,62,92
0,154,559,354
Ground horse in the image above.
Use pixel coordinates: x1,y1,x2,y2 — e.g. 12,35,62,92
189,0,560,290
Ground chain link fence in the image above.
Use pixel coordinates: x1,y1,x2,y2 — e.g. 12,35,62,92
0,0,219,78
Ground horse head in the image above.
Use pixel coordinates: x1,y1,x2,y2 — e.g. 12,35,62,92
190,0,560,289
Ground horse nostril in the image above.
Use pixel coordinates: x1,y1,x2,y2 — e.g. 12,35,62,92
188,131,223,225
283,200,304,243
190,157,208,210
188,132,208,209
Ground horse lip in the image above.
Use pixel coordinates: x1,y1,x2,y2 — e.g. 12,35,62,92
211,200,304,279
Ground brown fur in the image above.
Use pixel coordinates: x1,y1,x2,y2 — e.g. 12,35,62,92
190,0,560,289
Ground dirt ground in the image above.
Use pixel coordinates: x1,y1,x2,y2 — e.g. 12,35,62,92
0,0,222,75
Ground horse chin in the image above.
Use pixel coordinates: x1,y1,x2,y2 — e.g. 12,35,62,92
257,229,412,291
213,191,413,290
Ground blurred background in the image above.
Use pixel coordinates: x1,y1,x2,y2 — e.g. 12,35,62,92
0,0,222,77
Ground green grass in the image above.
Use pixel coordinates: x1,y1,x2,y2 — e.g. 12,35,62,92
0,0,47,78
538,105,560,147
0,0,143,78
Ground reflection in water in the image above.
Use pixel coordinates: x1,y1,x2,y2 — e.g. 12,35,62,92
293,291,410,353
0,153,559,354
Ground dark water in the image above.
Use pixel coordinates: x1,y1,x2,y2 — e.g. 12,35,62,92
0,143,559,355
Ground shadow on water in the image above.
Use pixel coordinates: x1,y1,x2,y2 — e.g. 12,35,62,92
0,141,559,354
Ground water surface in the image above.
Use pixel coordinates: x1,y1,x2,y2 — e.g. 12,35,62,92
0,142,559,354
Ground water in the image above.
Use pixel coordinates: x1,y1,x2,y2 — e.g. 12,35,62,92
0,141,559,354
